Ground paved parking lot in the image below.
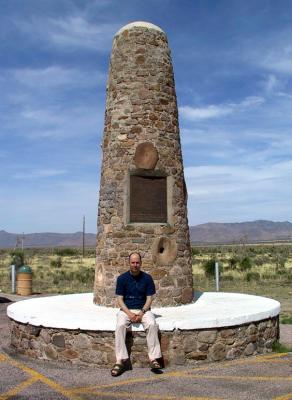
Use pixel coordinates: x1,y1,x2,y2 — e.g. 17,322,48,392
1,298,292,400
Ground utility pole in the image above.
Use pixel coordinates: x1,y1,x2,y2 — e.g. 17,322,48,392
82,215,85,257
21,232,24,250
15,236,21,249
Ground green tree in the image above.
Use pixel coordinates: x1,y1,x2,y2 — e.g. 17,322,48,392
202,259,216,277
10,249,25,268
239,256,252,271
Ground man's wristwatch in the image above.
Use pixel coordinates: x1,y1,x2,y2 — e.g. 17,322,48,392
141,308,146,314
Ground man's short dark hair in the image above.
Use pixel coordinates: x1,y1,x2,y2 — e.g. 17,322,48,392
129,252,142,262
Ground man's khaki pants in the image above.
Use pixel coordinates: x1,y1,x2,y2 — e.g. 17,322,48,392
115,310,162,361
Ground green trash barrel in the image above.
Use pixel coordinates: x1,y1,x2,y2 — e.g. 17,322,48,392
17,265,32,296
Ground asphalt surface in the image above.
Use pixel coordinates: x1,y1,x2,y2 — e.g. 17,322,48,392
0,295,292,400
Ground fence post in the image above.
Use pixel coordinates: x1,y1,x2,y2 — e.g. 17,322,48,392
215,262,220,291
11,265,16,293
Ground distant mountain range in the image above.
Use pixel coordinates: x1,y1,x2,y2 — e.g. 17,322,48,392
1,220,292,248
189,220,292,244
0,231,96,249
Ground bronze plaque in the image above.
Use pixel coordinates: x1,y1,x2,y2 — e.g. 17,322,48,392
130,175,167,223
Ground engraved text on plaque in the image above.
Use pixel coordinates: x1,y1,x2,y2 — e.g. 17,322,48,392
130,175,167,223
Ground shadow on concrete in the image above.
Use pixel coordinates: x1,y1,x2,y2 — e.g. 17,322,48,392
0,297,12,304
194,290,204,300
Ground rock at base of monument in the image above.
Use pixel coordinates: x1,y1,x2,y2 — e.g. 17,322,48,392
10,316,279,367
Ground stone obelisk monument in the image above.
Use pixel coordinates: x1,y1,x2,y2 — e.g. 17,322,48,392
94,21,193,307
6,22,280,370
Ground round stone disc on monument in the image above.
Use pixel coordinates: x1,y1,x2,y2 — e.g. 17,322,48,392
94,21,194,307
134,142,159,170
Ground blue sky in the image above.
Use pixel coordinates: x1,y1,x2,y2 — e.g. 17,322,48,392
1,0,292,233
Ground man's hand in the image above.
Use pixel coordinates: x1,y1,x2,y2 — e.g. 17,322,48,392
134,313,143,323
134,311,144,323
128,312,139,322
127,312,143,323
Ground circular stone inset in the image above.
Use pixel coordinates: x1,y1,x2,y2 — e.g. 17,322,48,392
152,236,178,265
134,142,159,170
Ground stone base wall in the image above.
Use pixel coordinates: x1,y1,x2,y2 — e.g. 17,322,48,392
10,317,279,367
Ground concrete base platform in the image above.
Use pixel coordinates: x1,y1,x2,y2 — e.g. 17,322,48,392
7,292,280,367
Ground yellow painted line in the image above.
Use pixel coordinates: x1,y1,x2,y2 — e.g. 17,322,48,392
188,374,292,382
0,353,8,362
273,393,292,400
71,355,261,393
70,369,209,394
75,361,282,394
2,349,280,399
0,349,289,400
87,389,223,400
248,358,289,364
71,376,173,393
222,358,289,366
258,353,289,359
88,390,174,399
228,353,289,364
2,355,81,400
70,353,291,394
0,377,38,400
30,372,82,400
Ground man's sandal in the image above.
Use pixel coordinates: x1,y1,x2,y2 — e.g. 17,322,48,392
111,363,125,377
150,359,161,369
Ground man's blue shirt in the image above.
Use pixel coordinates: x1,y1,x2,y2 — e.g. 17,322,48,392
115,270,155,309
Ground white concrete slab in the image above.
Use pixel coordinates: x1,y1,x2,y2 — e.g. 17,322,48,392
7,292,280,331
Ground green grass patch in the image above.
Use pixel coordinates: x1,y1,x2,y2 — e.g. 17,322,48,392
0,247,96,294
192,243,292,315
272,341,292,353
1,244,292,311
280,314,292,324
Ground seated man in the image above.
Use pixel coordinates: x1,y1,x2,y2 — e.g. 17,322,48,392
111,252,162,376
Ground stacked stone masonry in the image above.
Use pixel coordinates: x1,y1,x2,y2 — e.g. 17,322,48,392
10,316,279,367
94,23,193,307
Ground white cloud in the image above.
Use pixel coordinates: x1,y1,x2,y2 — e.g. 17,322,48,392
179,96,265,121
262,74,281,93
16,16,119,51
263,50,292,74
1,3,292,230
12,169,67,179
239,96,265,107
185,159,292,199
179,104,232,120
21,104,102,140
0,180,98,233
0,65,105,142
21,108,63,124
244,136,292,164
12,66,106,88
245,35,292,76
1,97,103,141
277,91,292,99
49,17,111,49
180,90,292,168
184,156,292,224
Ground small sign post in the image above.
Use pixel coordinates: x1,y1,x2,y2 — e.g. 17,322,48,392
11,265,16,294
215,262,220,292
